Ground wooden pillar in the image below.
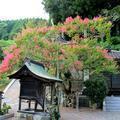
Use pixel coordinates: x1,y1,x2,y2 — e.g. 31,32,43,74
51,83,56,104
43,85,46,112
19,98,21,110
35,101,38,111
28,100,31,109
51,85,52,104
0,99,2,110
0,92,3,110
19,81,22,111
51,83,55,104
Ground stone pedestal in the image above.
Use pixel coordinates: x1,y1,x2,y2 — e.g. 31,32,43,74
33,114,50,120
19,112,50,120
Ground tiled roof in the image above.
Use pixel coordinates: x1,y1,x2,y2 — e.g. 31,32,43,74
108,50,120,59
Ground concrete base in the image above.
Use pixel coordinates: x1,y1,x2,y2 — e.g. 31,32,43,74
0,113,14,119
18,112,50,120
33,114,50,120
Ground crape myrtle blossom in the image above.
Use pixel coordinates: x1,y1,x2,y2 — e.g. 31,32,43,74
0,15,116,77
0,45,20,74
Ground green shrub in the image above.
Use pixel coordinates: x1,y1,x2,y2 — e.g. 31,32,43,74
110,36,120,50
0,103,11,115
84,74,108,108
111,36,120,45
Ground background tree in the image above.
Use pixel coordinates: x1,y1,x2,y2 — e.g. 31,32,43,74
43,0,120,24
101,5,120,50
0,22,8,39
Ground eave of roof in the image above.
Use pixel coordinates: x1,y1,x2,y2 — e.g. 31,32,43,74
25,61,62,82
8,59,62,83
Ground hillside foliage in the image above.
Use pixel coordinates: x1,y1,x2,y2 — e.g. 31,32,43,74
0,18,47,40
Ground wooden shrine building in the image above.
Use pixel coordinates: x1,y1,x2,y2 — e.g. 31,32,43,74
8,58,62,112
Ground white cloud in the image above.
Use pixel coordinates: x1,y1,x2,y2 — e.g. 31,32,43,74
0,0,49,20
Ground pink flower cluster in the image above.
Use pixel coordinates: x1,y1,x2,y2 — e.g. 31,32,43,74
58,55,64,60
0,45,21,74
73,60,83,70
83,18,89,24
93,16,100,21
60,49,65,54
101,49,113,59
64,16,90,25
64,17,74,24
0,54,14,73
37,27,50,34
64,15,109,26
59,26,67,33
97,48,113,59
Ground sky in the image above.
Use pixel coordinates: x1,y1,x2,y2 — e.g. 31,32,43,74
0,0,49,20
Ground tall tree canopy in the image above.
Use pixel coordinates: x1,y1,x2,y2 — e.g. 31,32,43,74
43,0,120,24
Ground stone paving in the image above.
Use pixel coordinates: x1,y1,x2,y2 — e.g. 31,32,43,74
61,107,120,120
3,80,120,120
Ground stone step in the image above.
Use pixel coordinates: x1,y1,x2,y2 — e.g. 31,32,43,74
103,96,120,112
105,109,120,112
105,96,120,101
104,104,120,109
105,107,120,111
104,104,120,108
105,101,120,104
